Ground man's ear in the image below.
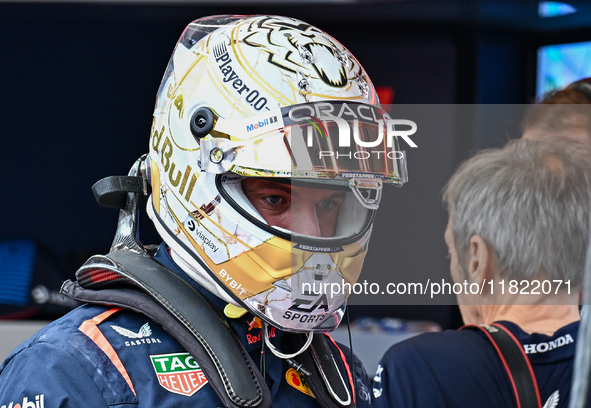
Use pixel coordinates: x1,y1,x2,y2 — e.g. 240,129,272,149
467,235,493,283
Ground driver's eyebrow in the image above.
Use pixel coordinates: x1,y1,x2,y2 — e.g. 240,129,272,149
256,181,291,194
324,191,347,201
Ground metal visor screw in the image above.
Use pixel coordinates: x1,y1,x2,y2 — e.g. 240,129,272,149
210,147,224,164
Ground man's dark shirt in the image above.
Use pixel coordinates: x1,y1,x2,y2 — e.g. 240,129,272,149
373,320,578,408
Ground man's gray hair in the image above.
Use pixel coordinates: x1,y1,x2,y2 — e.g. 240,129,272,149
443,139,590,285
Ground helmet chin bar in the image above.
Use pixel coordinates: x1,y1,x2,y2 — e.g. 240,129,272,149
91,154,347,333
89,156,349,335
148,198,349,334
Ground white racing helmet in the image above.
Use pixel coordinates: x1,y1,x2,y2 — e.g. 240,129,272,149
147,15,408,333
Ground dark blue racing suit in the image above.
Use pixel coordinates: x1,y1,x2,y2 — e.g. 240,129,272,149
372,320,578,408
0,245,372,408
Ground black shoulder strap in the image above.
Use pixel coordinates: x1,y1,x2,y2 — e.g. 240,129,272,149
62,248,355,408
461,323,542,408
61,249,270,408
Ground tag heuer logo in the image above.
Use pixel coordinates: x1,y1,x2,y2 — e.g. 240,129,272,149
150,352,208,396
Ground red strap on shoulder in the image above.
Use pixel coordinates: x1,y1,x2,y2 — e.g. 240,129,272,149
461,324,542,408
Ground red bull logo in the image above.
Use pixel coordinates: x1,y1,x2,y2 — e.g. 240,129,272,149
247,317,263,330
246,317,275,344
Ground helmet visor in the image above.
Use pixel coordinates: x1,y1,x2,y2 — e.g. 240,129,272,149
217,175,380,245
201,101,408,186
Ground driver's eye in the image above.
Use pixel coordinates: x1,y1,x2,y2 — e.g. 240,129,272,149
265,195,283,205
319,200,334,210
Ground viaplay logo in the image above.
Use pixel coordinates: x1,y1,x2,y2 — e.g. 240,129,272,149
1,394,45,408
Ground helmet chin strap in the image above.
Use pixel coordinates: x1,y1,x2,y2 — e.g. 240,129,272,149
263,322,313,359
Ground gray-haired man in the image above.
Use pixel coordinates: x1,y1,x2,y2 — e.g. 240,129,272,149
373,139,588,408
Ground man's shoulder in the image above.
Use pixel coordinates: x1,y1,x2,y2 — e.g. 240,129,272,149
375,329,496,392
1,305,116,360
496,320,578,363
381,329,487,363
373,329,517,408
0,304,149,408
373,322,579,408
